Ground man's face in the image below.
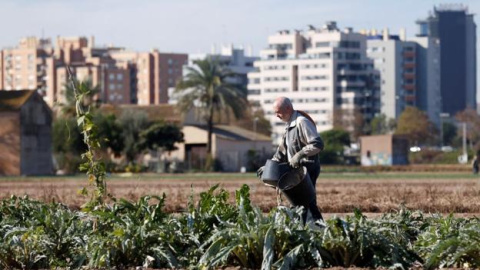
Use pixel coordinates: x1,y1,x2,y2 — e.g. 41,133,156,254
273,103,290,122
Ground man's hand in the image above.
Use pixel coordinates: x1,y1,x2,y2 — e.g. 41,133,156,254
257,166,265,178
289,151,305,168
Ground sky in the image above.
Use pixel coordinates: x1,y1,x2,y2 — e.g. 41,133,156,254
0,0,479,98
0,0,478,54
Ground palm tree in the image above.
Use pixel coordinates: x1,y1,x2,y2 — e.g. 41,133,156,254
174,57,247,171
57,79,100,117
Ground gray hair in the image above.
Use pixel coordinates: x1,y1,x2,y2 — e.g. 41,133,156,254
275,96,293,110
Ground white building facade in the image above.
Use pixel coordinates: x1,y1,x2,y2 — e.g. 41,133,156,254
365,29,441,126
248,22,380,144
170,45,258,105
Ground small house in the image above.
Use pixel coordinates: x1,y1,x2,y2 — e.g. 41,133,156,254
168,125,273,172
359,134,409,166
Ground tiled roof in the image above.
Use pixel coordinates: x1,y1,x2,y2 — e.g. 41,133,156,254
98,104,181,123
189,124,271,142
0,90,36,111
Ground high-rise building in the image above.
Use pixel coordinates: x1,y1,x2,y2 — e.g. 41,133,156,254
411,36,442,125
416,4,476,115
247,22,380,143
365,29,441,125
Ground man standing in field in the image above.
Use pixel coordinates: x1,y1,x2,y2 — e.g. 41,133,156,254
259,96,325,225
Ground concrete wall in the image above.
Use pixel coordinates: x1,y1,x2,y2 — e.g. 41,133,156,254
216,137,272,172
360,135,393,166
20,94,54,175
0,112,21,175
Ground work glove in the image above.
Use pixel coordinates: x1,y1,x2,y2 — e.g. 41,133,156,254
289,150,306,168
256,166,265,178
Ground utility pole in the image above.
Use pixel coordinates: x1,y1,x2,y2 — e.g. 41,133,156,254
458,122,468,164
253,117,258,149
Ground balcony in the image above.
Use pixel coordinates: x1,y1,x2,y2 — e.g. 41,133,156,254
404,84,416,91
403,62,415,69
403,51,415,58
404,95,416,102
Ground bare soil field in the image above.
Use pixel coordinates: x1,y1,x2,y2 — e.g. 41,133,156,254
1,172,480,216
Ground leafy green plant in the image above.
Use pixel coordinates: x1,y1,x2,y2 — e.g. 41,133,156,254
67,67,109,209
0,196,89,269
415,214,480,269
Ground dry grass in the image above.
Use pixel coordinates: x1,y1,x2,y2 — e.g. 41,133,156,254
1,172,480,215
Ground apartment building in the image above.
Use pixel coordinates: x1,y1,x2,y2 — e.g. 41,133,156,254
248,22,380,143
0,37,53,99
109,50,187,105
190,45,258,85
365,29,441,125
1,36,187,107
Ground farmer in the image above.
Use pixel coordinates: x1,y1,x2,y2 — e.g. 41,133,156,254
473,154,479,174
258,96,325,225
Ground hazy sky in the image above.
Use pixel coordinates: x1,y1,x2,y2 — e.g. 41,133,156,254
1,0,479,101
0,0,479,54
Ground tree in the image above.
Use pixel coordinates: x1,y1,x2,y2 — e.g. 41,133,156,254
455,108,480,150
442,122,457,146
94,113,124,155
318,129,351,164
56,79,100,118
370,114,396,135
395,106,435,145
53,113,125,173
119,110,150,163
174,57,247,171
52,116,88,173
229,101,271,136
139,122,184,152
53,117,87,155
332,108,365,141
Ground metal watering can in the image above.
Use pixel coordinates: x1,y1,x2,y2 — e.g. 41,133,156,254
261,159,316,208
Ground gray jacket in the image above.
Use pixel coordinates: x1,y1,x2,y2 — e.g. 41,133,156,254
273,111,324,164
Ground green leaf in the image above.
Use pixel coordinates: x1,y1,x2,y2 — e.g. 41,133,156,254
261,226,275,270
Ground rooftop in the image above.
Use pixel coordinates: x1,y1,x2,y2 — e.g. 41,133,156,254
0,90,36,111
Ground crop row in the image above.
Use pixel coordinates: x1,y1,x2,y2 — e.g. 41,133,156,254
1,184,479,269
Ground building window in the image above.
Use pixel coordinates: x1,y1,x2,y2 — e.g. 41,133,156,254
316,42,330,48
249,78,260,84
117,74,123,80
301,75,328,80
248,89,260,95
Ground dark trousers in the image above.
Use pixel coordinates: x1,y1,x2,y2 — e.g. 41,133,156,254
302,162,323,222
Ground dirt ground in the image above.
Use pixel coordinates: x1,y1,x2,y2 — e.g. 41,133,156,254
1,172,480,216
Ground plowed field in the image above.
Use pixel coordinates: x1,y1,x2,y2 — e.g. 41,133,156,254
1,172,480,215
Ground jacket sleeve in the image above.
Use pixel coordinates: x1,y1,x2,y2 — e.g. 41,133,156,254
298,118,324,156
